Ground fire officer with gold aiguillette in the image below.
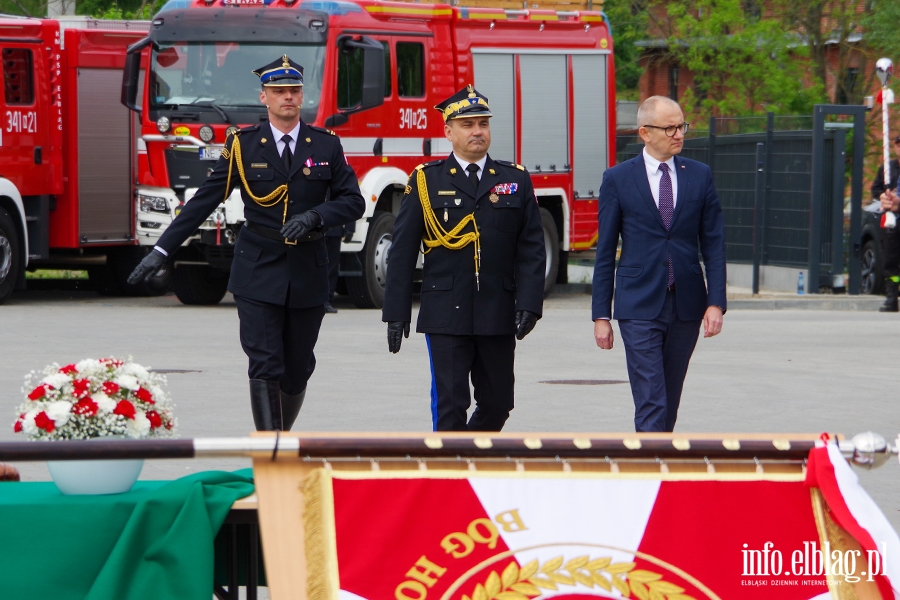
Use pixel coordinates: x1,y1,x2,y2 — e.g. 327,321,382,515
128,56,364,431
382,85,545,432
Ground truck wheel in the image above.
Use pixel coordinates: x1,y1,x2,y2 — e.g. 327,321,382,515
0,207,21,305
347,211,395,309
173,265,229,305
540,207,559,297
861,239,883,295
113,247,171,297
88,263,123,296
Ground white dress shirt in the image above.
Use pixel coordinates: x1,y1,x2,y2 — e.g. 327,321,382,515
453,152,487,180
642,148,678,208
270,121,301,156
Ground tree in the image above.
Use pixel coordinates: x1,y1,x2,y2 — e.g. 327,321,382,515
655,0,824,120
0,0,162,18
778,0,900,106
603,0,649,99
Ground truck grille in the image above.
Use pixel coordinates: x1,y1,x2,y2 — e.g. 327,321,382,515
165,147,214,198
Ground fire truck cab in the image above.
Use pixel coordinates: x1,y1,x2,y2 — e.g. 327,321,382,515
121,0,615,307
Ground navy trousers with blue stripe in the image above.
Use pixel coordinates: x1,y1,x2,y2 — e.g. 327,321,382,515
617,290,701,432
425,334,516,431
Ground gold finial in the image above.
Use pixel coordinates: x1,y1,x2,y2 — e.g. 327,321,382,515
467,84,475,98
282,55,290,68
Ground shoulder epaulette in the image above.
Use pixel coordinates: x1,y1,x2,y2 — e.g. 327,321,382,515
418,159,443,170
494,159,526,171
308,125,336,136
238,124,260,134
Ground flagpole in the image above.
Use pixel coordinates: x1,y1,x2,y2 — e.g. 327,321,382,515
876,58,895,228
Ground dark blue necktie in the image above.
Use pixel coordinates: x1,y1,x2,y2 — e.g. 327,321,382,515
659,162,674,288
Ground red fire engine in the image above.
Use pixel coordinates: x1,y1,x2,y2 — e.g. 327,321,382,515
120,0,616,306
0,1,615,307
0,16,164,304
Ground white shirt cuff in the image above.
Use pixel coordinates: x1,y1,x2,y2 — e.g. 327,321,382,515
153,246,168,257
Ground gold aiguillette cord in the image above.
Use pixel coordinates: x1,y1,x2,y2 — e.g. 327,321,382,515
416,168,481,290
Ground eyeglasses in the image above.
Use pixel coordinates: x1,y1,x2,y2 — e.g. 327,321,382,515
642,122,690,137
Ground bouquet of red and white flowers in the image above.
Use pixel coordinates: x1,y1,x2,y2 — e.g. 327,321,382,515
13,358,176,440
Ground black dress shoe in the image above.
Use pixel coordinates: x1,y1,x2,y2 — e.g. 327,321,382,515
324,302,338,314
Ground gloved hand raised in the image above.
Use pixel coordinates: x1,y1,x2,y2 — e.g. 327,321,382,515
280,210,323,242
127,249,168,285
387,322,410,353
515,310,539,340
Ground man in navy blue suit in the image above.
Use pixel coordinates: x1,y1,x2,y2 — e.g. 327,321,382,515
592,96,726,432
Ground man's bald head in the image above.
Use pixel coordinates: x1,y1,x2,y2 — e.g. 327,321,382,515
636,96,682,128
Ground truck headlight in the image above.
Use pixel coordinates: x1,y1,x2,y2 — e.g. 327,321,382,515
139,195,169,213
156,116,171,133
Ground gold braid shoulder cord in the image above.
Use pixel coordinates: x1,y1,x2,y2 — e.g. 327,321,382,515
416,167,482,289
223,134,291,224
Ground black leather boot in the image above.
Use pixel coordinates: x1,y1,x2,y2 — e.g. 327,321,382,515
880,280,899,312
280,387,306,431
249,379,284,431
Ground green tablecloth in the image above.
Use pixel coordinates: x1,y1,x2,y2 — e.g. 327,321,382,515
0,469,254,600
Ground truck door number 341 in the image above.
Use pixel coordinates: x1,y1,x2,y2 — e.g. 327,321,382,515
399,108,427,130
6,110,37,133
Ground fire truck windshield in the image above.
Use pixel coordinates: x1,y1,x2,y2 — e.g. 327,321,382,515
150,42,325,122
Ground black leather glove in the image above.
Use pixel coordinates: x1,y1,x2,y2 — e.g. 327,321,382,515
387,322,410,353
280,210,322,241
515,310,539,340
342,222,356,243
126,249,167,285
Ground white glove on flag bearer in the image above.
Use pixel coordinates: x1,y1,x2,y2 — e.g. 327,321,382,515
303,442,900,600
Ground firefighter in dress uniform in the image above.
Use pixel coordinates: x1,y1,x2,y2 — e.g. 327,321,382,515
382,85,545,431
129,56,365,431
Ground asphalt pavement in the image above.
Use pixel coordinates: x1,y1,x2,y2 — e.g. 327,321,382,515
1,285,898,532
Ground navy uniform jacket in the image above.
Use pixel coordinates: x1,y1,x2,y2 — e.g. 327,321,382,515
383,154,545,335
155,121,365,308
591,153,726,322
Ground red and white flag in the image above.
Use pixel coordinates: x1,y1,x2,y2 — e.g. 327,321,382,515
320,445,897,599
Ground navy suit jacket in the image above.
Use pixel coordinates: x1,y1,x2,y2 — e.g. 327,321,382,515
591,152,726,322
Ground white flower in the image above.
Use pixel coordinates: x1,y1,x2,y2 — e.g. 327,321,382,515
75,359,102,376
126,411,151,438
21,410,39,435
45,401,73,427
150,385,166,401
114,374,140,390
42,373,70,390
92,393,116,414
123,363,150,380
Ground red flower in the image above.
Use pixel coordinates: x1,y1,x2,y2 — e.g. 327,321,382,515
34,411,55,432
146,410,162,429
73,398,99,416
59,364,77,375
27,384,47,401
135,387,154,404
72,379,91,399
113,400,136,420
100,358,123,367
13,414,24,433
165,420,173,430
102,381,120,395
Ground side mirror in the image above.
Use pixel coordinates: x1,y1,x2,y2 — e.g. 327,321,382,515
338,35,385,114
325,113,349,128
121,37,151,112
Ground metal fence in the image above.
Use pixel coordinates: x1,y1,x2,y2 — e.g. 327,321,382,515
616,111,859,291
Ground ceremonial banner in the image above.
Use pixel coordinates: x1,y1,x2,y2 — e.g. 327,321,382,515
293,444,899,600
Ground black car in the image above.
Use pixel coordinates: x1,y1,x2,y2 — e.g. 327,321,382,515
861,200,886,295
